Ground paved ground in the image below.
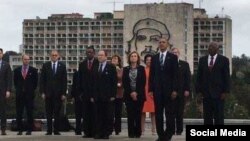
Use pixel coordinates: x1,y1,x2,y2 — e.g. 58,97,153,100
0,129,185,141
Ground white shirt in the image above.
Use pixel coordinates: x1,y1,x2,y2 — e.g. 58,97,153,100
99,61,107,72
208,54,217,66
159,50,168,64
51,61,58,72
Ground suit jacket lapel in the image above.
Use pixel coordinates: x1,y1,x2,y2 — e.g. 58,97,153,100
211,55,220,71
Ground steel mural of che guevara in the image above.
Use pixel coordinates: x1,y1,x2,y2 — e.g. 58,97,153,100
126,18,171,61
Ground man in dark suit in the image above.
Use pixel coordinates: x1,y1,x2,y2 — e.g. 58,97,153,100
70,69,82,135
92,50,117,139
196,42,230,125
0,48,12,135
14,54,38,135
149,38,178,141
40,50,67,135
78,46,99,138
171,48,191,135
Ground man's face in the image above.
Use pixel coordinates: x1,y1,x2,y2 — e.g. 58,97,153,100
98,51,107,63
50,51,59,62
208,43,219,56
158,38,169,52
0,50,3,60
86,48,95,60
171,49,180,59
22,55,30,66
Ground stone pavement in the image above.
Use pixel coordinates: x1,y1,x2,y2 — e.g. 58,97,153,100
0,129,185,141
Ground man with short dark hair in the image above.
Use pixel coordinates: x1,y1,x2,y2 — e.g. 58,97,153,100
14,54,38,135
196,42,230,125
149,38,178,141
0,48,12,135
78,46,99,138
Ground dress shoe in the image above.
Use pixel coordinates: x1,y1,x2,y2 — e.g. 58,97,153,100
115,132,120,135
176,132,182,135
26,131,32,135
54,131,61,135
45,132,52,135
102,136,109,139
1,130,6,135
94,135,102,139
17,131,22,135
75,132,81,135
82,135,92,138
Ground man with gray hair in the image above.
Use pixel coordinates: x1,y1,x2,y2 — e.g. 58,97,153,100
171,47,191,135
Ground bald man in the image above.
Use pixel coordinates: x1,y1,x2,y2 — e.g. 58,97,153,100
196,42,230,125
14,54,38,135
40,50,67,135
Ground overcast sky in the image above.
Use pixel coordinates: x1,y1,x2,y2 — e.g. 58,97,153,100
0,0,249,56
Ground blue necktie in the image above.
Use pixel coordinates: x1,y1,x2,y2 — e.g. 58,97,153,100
160,53,164,66
53,63,56,75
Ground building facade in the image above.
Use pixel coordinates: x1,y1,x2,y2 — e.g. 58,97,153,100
21,3,232,85
193,8,232,72
23,12,124,84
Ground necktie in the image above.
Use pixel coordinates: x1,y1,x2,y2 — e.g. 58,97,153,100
88,60,92,70
209,56,214,70
98,63,103,74
22,66,28,79
53,63,56,75
160,53,164,66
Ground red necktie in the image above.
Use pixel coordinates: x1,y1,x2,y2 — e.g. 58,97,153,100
88,60,92,70
209,56,214,71
22,66,28,79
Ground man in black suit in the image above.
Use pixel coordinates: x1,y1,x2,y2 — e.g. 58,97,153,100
92,50,117,139
0,48,12,135
14,54,38,135
70,69,82,135
196,42,230,125
78,46,99,138
171,48,191,135
149,38,178,141
40,50,67,135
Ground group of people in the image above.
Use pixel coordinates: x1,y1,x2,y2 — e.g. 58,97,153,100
0,37,230,141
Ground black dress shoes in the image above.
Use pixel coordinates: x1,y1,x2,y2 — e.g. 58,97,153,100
54,131,61,135
45,132,52,135
26,131,32,135
17,131,22,135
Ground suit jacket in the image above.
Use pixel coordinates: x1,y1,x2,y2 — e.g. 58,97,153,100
14,66,38,98
93,62,117,102
149,52,178,98
71,71,80,99
39,61,67,98
78,58,99,101
177,60,191,96
196,54,230,99
122,65,146,103
0,61,12,95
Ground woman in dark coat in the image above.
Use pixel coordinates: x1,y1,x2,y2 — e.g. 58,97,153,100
122,51,146,138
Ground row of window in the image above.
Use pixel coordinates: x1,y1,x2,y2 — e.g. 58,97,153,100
194,20,224,25
24,21,123,26
24,33,123,38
